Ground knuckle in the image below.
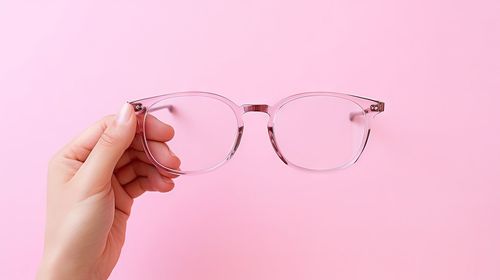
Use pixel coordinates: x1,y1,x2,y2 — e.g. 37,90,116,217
99,130,119,147
47,152,61,170
101,114,115,123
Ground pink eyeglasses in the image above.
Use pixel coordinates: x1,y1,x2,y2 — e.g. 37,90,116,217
129,91,385,175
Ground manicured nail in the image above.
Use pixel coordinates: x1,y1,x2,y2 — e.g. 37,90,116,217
117,103,133,125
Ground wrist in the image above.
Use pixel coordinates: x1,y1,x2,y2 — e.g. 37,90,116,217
37,253,95,280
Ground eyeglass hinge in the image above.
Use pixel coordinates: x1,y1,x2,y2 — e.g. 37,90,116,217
131,103,145,112
370,102,385,112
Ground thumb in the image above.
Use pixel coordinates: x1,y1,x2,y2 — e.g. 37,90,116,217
74,103,137,194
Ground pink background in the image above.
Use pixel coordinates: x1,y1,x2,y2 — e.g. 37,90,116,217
1,1,499,279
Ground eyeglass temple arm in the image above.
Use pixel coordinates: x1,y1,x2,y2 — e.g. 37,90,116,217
349,101,385,121
148,104,176,114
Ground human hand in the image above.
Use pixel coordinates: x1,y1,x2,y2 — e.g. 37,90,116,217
37,104,180,280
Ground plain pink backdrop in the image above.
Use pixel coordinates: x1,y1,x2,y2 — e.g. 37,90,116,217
1,1,499,279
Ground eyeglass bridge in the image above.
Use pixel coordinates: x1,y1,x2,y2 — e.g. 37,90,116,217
242,104,269,114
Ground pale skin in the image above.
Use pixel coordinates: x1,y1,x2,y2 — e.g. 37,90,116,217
37,104,180,280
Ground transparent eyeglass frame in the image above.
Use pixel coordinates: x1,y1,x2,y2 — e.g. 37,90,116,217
129,91,385,175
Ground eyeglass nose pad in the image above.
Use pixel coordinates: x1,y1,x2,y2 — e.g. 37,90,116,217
267,126,288,165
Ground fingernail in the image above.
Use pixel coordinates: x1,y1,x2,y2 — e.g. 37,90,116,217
117,103,133,125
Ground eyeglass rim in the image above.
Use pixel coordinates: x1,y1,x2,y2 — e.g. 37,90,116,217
128,91,384,175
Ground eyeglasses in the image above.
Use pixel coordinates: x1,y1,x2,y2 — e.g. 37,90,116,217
129,91,385,175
